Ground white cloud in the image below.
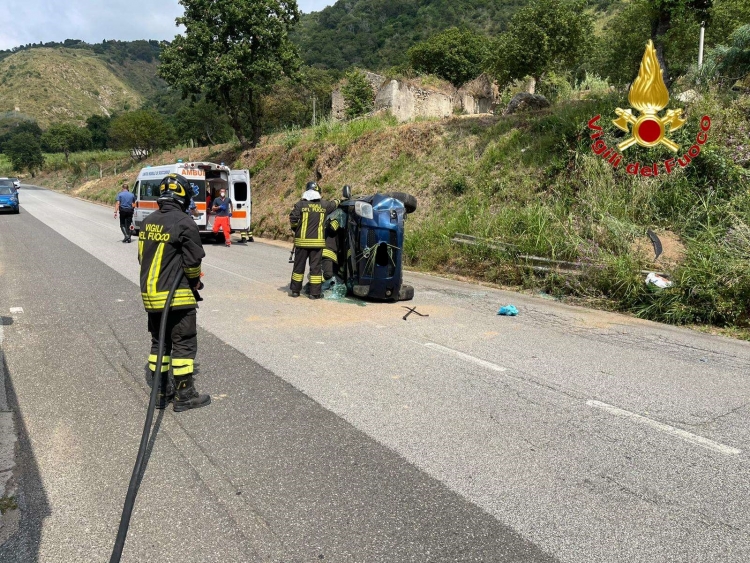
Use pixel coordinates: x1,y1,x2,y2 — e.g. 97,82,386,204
0,1,334,51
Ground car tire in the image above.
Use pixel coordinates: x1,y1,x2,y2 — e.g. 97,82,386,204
384,192,417,214
13,207,19,214
397,284,414,301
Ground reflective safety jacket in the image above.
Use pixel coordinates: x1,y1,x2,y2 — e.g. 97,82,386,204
323,208,347,263
138,200,205,312
290,197,340,249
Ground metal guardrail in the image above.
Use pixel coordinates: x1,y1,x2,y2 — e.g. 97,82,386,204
451,233,666,276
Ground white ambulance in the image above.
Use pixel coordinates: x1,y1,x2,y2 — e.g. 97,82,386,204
131,161,252,241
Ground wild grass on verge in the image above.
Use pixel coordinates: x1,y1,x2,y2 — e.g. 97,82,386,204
405,89,750,329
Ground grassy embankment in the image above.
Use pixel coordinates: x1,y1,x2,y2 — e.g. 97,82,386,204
0,48,146,127
25,87,750,335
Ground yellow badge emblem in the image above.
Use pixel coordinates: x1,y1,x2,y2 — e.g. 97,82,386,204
613,40,686,152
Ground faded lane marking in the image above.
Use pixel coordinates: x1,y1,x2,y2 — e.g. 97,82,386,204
9,307,23,315
202,262,271,286
424,343,507,372
587,400,742,457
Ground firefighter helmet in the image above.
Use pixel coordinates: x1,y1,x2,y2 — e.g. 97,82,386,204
305,181,319,192
158,173,192,211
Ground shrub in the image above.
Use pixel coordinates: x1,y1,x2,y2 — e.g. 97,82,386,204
341,70,375,119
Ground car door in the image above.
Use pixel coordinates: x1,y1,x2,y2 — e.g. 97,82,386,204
229,170,251,231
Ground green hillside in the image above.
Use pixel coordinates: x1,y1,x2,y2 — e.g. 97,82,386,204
293,0,626,71
0,48,151,127
294,0,527,70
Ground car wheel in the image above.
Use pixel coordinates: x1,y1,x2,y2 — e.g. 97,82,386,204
383,192,417,214
397,284,414,301
13,207,19,214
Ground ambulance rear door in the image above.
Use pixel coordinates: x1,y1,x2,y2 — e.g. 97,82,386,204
229,170,251,232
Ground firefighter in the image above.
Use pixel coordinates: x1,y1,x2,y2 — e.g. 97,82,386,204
139,173,211,412
289,182,340,299
323,204,347,282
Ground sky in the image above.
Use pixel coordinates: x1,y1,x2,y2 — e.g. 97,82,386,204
0,0,334,51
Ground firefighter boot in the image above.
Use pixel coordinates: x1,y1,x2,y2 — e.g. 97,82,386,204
173,374,211,412
155,372,175,410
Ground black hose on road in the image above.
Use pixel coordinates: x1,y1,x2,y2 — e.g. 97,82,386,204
109,272,184,563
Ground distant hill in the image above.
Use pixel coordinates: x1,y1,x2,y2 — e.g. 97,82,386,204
0,45,166,128
293,0,523,70
293,0,627,71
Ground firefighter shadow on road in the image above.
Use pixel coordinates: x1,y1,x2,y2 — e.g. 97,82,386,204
0,353,51,562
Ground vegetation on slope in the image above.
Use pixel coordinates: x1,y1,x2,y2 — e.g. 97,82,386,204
0,48,143,127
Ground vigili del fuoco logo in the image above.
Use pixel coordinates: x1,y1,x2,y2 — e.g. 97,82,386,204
587,40,711,177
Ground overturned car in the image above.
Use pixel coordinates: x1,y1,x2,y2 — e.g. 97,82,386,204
324,187,417,302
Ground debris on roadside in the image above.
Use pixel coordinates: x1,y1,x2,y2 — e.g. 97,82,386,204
497,305,518,316
645,272,673,289
402,306,428,321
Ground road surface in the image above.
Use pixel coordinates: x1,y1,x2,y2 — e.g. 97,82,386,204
0,185,747,562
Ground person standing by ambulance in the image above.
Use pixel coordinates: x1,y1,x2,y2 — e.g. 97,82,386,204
114,182,136,243
139,173,210,412
211,187,233,247
289,182,340,299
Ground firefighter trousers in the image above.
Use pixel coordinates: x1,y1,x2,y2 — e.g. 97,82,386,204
291,247,323,296
147,308,197,377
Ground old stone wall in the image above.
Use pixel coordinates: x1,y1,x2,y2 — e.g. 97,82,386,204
374,80,454,122
332,71,386,121
333,71,496,123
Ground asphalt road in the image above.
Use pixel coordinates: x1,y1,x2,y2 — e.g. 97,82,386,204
0,185,748,562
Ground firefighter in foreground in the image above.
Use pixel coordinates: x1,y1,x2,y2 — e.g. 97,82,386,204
289,182,341,299
139,173,211,411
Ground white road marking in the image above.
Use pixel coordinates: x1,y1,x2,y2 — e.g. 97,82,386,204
9,307,23,314
587,400,742,457
202,262,269,286
424,343,507,372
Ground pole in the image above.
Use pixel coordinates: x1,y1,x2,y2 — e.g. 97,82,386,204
313,96,317,127
698,21,705,69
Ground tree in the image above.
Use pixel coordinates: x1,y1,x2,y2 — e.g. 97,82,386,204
0,118,42,151
708,0,750,45
263,67,339,132
159,0,302,149
592,1,653,85
341,69,375,119
40,123,92,162
174,100,234,146
489,0,594,93
408,28,490,86
85,114,112,150
712,24,750,82
108,110,176,159
645,0,712,85
3,133,44,177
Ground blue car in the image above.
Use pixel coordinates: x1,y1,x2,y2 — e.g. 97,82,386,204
0,180,19,214
339,190,417,301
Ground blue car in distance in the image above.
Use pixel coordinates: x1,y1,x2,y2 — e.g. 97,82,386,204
0,179,20,214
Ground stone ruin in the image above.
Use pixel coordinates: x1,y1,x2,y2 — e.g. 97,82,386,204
331,72,499,123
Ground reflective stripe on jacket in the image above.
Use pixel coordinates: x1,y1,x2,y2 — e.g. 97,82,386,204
138,200,205,312
290,197,339,249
